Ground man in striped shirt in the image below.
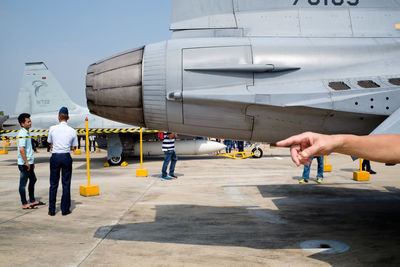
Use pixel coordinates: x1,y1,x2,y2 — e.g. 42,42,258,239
161,132,178,180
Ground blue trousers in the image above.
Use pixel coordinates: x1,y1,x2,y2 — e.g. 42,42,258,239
49,153,72,214
162,150,177,177
225,140,232,153
18,164,37,205
302,156,324,180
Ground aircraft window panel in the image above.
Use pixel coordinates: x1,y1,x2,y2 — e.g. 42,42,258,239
329,82,351,91
389,78,400,86
357,80,380,89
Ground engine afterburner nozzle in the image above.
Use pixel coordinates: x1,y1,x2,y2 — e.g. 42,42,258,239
86,46,145,127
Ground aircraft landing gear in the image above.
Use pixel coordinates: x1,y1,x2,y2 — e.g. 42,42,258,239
108,156,124,166
252,147,263,158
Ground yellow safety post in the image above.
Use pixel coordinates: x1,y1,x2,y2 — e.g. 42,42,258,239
80,117,99,196
0,136,8,154
323,155,332,172
136,128,148,177
353,158,370,181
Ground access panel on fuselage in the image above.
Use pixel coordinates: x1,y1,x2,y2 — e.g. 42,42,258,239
182,46,254,139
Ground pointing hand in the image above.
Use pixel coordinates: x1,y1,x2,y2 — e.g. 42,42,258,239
277,132,340,166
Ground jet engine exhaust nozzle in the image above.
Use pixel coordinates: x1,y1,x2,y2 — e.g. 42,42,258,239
86,46,145,127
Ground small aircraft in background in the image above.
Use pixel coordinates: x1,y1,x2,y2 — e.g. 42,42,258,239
1,62,226,165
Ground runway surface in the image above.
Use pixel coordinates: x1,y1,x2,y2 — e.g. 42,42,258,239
1,146,400,266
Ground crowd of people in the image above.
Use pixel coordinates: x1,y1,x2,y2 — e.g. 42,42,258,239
16,106,397,212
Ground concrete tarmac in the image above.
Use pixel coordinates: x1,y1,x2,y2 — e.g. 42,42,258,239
1,146,400,266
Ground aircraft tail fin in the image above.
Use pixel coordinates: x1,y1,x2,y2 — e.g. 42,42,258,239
15,62,78,115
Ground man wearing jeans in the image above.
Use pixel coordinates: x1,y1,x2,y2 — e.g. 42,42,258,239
17,113,45,209
161,132,178,180
299,156,324,184
47,107,78,216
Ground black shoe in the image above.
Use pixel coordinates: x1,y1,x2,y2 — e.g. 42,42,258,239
368,170,377,175
48,211,55,216
169,174,178,179
62,210,71,216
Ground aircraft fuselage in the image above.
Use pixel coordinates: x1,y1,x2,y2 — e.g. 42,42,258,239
87,37,400,142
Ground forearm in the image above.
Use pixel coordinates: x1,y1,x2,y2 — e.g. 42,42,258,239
334,134,400,163
19,148,29,164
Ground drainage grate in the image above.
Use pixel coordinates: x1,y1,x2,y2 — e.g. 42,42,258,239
300,240,350,255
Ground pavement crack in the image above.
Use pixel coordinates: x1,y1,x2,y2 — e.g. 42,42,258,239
0,211,36,225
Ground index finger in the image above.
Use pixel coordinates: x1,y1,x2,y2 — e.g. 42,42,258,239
277,133,308,147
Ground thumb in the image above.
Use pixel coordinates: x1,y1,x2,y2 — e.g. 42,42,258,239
300,144,320,158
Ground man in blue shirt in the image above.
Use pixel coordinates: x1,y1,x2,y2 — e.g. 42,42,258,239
17,113,45,209
47,107,78,216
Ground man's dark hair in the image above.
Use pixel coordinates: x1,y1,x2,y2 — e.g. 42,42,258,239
18,113,30,125
59,113,69,121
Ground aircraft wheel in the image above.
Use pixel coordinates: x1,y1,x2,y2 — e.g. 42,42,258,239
108,156,124,166
252,147,263,158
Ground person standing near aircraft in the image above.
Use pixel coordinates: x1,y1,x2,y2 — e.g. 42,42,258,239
224,139,233,153
299,156,324,184
47,107,78,216
362,159,376,175
89,135,96,152
161,132,178,180
17,113,45,209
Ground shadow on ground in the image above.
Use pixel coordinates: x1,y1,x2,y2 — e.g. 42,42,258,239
94,184,400,266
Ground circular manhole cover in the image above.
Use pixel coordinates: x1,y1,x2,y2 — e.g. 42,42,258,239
300,240,350,255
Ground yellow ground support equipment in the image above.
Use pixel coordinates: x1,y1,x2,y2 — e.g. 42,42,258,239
136,128,148,177
80,118,99,197
220,151,254,159
324,155,332,172
353,158,370,181
121,161,129,167
0,136,8,154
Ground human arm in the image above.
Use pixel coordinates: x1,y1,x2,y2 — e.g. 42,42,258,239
70,132,78,151
19,146,30,171
47,128,53,152
167,132,177,139
276,132,400,166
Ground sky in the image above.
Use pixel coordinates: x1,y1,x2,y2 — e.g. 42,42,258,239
0,0,172,115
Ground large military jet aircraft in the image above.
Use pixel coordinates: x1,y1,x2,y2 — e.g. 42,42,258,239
2,62,225,165
86,0,400,143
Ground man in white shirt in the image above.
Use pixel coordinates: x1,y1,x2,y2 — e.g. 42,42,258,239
47,107,78,216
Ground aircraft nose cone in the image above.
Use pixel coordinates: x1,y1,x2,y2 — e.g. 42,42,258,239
86,46,145,127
